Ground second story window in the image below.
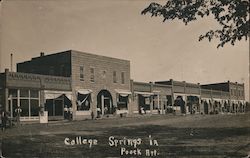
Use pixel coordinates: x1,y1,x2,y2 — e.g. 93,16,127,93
90,67,95,82
121,72,125,84
102,70,106,78
80,66,84,81
113,71,117,83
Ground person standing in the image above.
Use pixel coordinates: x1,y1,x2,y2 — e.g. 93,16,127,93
0,104,2,129
15,107,22,126
0,139,5,158
1,111,7,131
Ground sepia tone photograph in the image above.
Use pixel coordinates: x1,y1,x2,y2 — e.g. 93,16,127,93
0,0,249,157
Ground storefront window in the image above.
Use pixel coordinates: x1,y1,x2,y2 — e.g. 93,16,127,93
9,89,18,98
45,100,54,116
20,99,29,116
77,93,91,111
30,90,39,98
20,89,29,98
174,96,186,114
8,89,40,118
54,99,63,116
117,95,128,110
30,99,39,116
138,95,150,111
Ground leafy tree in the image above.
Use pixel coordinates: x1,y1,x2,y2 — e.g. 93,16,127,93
141,0,249,48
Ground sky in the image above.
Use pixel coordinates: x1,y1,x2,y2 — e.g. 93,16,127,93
0,0,249,100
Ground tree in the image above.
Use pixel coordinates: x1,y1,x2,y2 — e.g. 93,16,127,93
141,0,249,48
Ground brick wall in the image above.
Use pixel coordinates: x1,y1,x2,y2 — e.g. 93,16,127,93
70,50,131,119
6,72,71,91
17,51,71,77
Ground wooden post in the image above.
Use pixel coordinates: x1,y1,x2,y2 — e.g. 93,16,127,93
183,81,186,114
170,79,175,114
150,95,153,114
150,82,153,114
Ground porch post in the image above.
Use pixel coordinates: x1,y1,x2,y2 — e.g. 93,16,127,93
40,90,45,112
150,95,153,114
5,88,9,112
160,96,164,114
101,95,104,115
184,81,187,114
170,79,175,113
4,69,9,112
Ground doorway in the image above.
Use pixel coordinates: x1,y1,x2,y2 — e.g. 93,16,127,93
97,90,113,115
45,97,64,120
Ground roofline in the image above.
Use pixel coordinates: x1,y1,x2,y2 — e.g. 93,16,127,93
71,50,130,63
17,49,130,65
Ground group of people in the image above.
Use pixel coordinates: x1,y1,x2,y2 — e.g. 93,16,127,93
63,106,73,120
0,104,23,131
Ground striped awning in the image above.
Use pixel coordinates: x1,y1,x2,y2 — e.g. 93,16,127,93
115,89,132,97
77,89,93,95
134,91,154,97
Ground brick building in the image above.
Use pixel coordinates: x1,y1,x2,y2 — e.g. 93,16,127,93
201,82,245,114
17,50,131,120
0,69,71,121
0,50,247,122
155,80,201,114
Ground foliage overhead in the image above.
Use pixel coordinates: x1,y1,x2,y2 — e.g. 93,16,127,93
141,0,249,48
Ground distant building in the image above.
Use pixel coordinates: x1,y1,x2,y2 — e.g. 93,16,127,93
0,50,247,122
155,80,200,114
201,82,245,114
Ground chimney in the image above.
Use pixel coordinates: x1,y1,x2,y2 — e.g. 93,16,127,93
10,53,13,72
40,52,45,57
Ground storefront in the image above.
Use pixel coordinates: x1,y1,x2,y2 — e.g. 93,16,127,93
115,89,131,115
173,94,186,114
44,90,72,120
1,70,72,122
134,91,154,114
8,88,40,121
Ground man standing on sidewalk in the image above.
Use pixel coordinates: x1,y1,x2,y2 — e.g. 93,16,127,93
1,110,8,132
0,139,5,158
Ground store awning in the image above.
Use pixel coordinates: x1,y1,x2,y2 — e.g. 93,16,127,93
45,93,62,100
77,89,93,95
212,98,223,103
201,98,212,103
152,90,160,94
238,100,245,104
115,89,132,97
44,90,72,100
134,91,154,97
231,100,237,104
65,93,72,101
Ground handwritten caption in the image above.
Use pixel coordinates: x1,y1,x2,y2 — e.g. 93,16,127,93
64,135,160,157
